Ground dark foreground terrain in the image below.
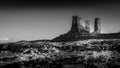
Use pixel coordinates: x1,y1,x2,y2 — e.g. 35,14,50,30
0,39,120,68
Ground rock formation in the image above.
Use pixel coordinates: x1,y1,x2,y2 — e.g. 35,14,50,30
52,15,91,41
70,15,78,32
70,15,90,34
93,18,101,34
52,15,120,42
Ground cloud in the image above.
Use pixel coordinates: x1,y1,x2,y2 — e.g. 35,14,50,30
0,37,9,40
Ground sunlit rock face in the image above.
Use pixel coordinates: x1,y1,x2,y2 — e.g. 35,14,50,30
77,17,90,33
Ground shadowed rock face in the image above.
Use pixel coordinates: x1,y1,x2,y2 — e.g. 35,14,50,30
70,15,78,32
93,18,101,34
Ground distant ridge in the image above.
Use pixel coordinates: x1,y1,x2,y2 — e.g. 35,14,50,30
17,39,51,43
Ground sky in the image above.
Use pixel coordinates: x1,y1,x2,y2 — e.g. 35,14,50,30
0,0,120,42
